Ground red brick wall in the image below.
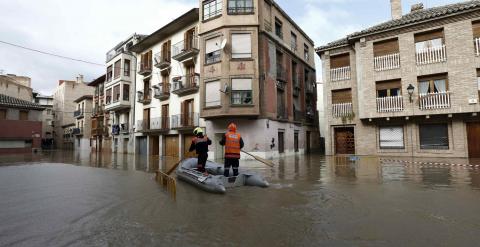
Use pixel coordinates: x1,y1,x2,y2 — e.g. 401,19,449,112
0,119,42,152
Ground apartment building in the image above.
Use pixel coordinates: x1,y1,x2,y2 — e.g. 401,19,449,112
33,93,54,149
104,34,144,154
0,74,33,101
73,95,93,151
52,75,94,149
316,0,480,158
88,75,110,153
131,8,204,158
198,0,320,159
0,94,44,154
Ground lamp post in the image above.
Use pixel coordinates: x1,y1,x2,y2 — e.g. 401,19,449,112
407,84,415,103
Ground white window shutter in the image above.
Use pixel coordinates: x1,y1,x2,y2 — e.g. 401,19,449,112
379,126,404,148
206,37,221,54
205,80,221,106
232,33,251,58
231,78,252,90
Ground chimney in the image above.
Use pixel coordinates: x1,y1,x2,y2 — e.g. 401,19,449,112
76,74,84,84
390,0,403,20
411,3,424,13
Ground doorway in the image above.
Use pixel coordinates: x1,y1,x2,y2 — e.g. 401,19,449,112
334,127,355,155
294,132,299,152
164,135,179,157
183,134,197,158
278,131,285,154
151,136,159,156
467,122,480,158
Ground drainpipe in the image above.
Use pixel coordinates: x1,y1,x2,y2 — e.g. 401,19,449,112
132,50,137,155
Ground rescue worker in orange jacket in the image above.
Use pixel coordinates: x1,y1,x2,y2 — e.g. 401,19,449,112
219,122,244,177
189,127,212,173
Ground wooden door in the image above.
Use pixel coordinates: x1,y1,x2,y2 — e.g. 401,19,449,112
294,132,299,152
151,136,159,156
185,28,195,50
182,99,194,126
467,122,480,158
143,108,150,130
335,127,355,154
183,134,197,158
161,104,169,129
306,131,311,154
164,135,179,157
278,132,285,153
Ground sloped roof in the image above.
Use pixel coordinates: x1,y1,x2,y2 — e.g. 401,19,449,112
0,94,45,110
316,0,480,52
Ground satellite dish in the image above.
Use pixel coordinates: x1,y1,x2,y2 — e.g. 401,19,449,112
220,83,229,94
220,39,227,50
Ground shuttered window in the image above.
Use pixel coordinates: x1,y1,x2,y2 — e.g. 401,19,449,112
113,85,120,102
123,84,129,101
205,37,222,64
205,80,221,107
231,78,252,105
373,38,399,57
473,21,480,38
414,29,444,51
19,111,29,121
419,124,449,150
379,126,404,149
330,53,350,68
114,60,121,79
331,89,352,104
376,79,401,97
232,33,252,59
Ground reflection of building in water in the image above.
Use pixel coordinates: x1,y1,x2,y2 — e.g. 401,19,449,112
421,167,452,186
470,170,480,189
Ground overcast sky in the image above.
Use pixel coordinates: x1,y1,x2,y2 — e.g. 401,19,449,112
0,0,457,95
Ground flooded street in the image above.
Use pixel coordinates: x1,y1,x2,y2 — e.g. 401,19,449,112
1,151,480,246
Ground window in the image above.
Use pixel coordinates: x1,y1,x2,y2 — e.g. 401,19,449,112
419,124,449,150
231,33,252,59
414,29,444,51
114,60,121,79
275,18,283,39
330,53,350,68
141,51,152,71
162,41,171,62
379,126,404,149
106,65,113,82
123,84,130,101
415,38,442,51
106,88,112,104
376,80,401,97
473,21,480,38
113,85,120,102
418,74,448,94
373,38,400,57
124,59,130,77
205,80,221,107
203,0,222,20
205,37,221,64
231,78,252,105
304,44,309,61
0,109,6,120
19,110,28,121
331,89,352,104
228,0,254,14
290,32,297,51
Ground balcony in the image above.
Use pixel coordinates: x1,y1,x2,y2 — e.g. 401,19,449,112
305,109,317,124
137,89,152,104
171,113,199,130
154,52,171,69
475,37,480,56
416,45,447,65
276,64,287,81
376,96,404,113
172,74,199,96
72,127,83,136
138,62,152,76
136,120,148,132
332,103,353,118
150,117,170,132
92,106,104,117
374,53,400,71
172,36,199,61
330,66,351,82
153,83,171,101
419,91,451,110
73,110,84,118
277,108,288,120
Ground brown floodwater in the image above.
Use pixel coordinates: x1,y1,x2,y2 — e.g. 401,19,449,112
0,151,479,246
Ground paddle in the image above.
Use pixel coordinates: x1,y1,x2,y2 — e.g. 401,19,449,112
155,160,182,200
241,150,275,167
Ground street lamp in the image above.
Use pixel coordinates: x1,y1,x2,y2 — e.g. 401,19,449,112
407,84,415,103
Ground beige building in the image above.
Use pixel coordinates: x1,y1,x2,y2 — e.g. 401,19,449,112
73,95,93,151
0,74,33,101
33,93,54,149
317,0,480,158
52,75,94,149
199,0,320,159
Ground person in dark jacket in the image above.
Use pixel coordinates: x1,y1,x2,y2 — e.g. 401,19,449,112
189,127,212,174
219,122,244,177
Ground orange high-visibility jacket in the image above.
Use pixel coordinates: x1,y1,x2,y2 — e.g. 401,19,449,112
224,132,241,159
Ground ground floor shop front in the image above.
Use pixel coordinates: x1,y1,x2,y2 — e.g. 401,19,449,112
326,116,480,158
135,132,197,159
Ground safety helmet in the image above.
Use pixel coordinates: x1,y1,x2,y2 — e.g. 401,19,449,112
193,127,203,135
228,122,237,132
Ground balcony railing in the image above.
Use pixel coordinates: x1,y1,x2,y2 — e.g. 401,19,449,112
416,45,447,65
136,120,148,132
73,110,84,118
172,74,199,96
332,103,353,118
154,52,171,69
72,127,83,135
330,66,351,81
419,91,451,110
172,36,199,61
153,83,171,100
171,113,199,129
276,80,286,91
277,109,288,120
137,89,152,104
138,62,152,75
475,37,480,56
276,64,286,81
374,53,400,71
150,117,170,131
376,96,404,113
